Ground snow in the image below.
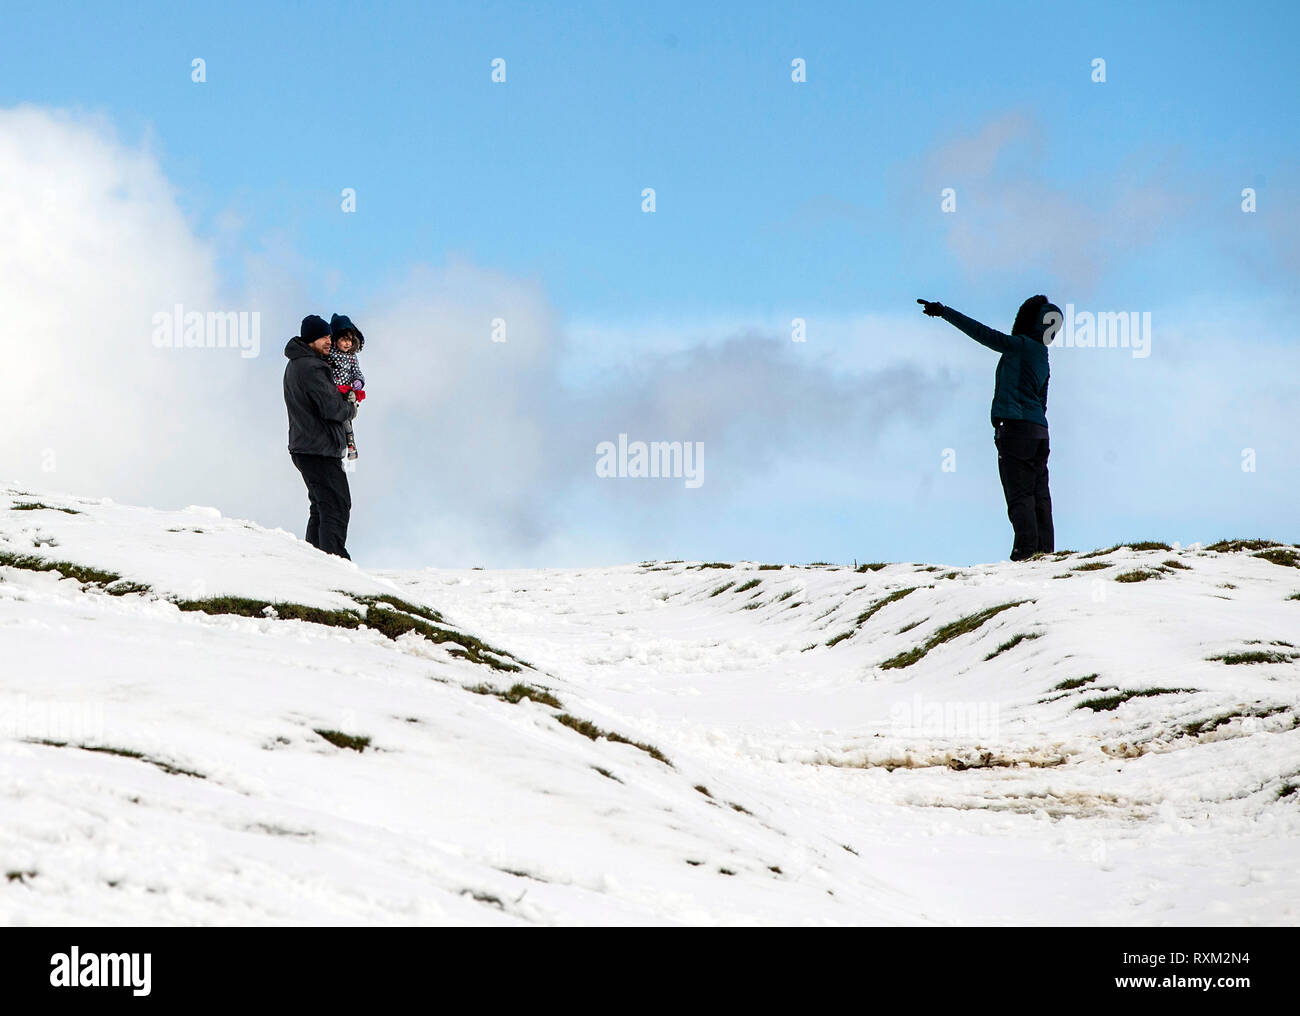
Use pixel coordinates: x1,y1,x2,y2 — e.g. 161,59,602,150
2,486,1298,925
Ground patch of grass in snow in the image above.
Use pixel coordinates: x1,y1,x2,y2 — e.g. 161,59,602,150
0,550,131,588
773,589,795,603
1253,548,1300,568
1162,558,1192,570
984,631,1042,661
468,682,562,709
30,739,205,778
1206,538,1282,553
314,729,371,752
1289,592,1300,600
1182,704,1291,737
176,596,364,628
593,766,621,782
355,603,524,672
1207,650,1299,665
556,714,672,767
897,619,924,634
733,578,761,593
694,784,713,798
1072,561,1112,572
854,587,917,627
879,601,1030,670
350,594,445,624
1279,783,1298,800
1079,541,1169,559
1115,569,1161,583
10,502,80,513
460,889,505,909
708,581,735,596
691,562,733,570
104,580,152,596
757,564,783,571
6,870,37,884
1075,688,1197,712
825,629,855,647
855,562,888,572
1053,674,1099,692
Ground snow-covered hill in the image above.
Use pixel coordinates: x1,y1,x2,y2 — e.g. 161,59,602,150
2,486,1298,925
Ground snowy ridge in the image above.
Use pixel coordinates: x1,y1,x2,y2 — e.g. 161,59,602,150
2,487,1299,925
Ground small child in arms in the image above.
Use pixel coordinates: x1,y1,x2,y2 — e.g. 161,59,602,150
329,314,366,459
328,313,366,401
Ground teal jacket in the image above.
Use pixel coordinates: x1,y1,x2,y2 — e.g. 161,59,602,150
941,306,1051,427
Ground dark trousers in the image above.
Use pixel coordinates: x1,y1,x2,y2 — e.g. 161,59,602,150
994,420,1053,561
291,453,351,559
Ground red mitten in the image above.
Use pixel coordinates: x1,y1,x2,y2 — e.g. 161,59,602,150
354,389,366,402
336,385,352,395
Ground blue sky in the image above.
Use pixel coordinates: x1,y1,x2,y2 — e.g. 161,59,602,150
3,1,1298,566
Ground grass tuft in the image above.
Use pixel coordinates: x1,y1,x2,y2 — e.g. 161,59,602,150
880,600,1030,670
176,596,363,628
10,502,80,513
854,587,917,627
0,550,124,587
350,594,445,624
1053,673,1099,692
983,631,1042,661
314,729,371,752
31,739,205,777
468,682,563,709
1076,687,1197,711
1208,650,1299,665
1206,538,1281,553
1114,569,1160,583
556,714,672,766
1254,548,1300,568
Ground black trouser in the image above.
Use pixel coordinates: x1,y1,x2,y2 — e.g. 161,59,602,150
994,420,1053,561
291,453,351,559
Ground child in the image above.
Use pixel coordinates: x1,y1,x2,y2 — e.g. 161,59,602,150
328,314,366,459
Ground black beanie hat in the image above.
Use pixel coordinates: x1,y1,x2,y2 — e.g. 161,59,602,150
300,314,331,343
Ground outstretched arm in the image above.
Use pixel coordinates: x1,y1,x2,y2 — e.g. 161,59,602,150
917,299,1019,353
